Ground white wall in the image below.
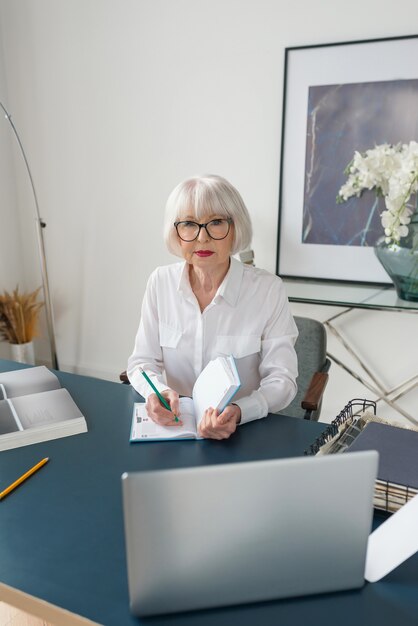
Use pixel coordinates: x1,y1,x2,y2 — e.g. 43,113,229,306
0,0,417,423
0,9,23,358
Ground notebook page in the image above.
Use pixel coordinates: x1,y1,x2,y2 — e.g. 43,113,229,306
10,388,83,429
131,398,197,440
0,366,61,399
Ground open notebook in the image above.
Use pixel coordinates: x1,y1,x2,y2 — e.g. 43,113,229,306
130,355,240,441
0,366,87,450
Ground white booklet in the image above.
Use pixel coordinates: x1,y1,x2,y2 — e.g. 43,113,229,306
130,355,241,441
0,366,87,451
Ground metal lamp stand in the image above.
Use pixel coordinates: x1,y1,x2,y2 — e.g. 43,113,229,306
1,100,59,369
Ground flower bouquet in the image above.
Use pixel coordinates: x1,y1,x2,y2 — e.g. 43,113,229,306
337,141,418,301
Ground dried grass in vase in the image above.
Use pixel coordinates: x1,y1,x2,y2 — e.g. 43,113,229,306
0,286,44,345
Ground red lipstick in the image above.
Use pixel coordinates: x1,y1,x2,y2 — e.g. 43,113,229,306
195,250,214,257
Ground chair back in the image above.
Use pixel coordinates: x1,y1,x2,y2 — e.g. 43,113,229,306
282,316,329,420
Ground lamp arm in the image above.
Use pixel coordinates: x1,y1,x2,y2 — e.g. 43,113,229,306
1,100,59,369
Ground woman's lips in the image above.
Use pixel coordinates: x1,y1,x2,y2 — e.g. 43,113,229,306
195,250,214,257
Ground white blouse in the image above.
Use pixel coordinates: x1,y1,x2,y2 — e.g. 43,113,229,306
127,257,298,424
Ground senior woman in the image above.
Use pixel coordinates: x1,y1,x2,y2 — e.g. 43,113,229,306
127,174,298,440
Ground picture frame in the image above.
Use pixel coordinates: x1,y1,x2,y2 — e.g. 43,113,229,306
276,34,418,284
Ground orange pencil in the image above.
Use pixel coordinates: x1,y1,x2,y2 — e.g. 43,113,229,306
0,457,49,500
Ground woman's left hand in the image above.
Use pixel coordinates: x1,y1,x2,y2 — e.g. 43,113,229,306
197,404,241,440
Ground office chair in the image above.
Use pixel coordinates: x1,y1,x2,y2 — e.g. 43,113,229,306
283,316,330,421
120,315,330,422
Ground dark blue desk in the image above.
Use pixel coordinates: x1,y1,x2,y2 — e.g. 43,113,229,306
1,360,418,626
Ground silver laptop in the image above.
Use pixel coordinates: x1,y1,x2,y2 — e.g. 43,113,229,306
121,451,378,616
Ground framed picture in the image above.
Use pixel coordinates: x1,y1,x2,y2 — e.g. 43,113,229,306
276,34,418,284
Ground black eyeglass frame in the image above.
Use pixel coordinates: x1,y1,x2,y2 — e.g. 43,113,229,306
174,217,233,241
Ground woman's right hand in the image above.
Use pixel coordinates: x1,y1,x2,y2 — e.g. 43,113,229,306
145,389,182,426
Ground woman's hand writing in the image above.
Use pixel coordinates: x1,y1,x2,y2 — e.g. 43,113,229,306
145,389,182,426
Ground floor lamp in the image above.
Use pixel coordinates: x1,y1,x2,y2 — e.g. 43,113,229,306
1,100,59,369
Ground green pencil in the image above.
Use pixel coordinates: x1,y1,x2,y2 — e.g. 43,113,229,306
139,368,179,422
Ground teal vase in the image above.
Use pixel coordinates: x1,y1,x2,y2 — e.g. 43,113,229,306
374,211,418,302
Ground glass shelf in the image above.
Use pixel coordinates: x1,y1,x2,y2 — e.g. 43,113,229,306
283,279,418,312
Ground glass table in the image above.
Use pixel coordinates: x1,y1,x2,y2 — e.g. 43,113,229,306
284,279,418,424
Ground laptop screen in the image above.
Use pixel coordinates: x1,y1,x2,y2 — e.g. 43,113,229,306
122,451,378,616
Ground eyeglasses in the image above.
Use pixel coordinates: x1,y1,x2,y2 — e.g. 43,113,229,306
174,218,233,242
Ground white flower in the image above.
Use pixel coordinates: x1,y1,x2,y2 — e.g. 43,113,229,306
337,141,418,245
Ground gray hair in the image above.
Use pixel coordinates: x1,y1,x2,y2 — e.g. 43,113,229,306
163,174,253,257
